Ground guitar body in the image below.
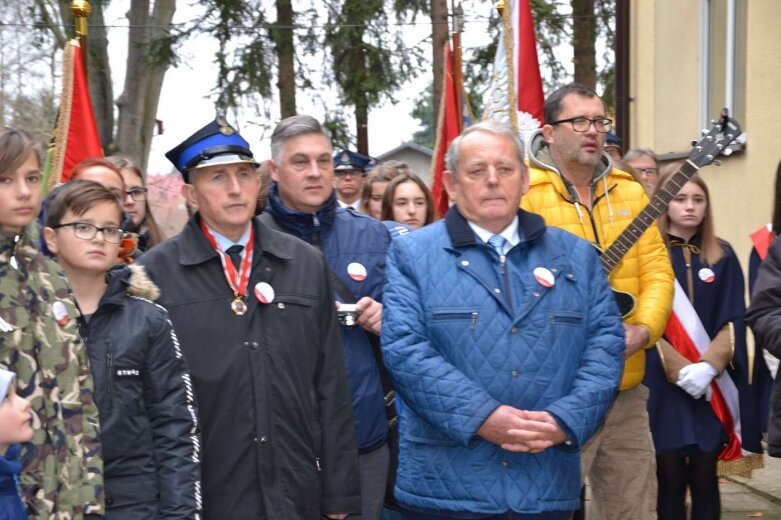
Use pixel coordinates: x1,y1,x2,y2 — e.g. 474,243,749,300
612,288,636,318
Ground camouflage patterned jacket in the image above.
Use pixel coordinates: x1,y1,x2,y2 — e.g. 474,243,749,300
0,230,104,519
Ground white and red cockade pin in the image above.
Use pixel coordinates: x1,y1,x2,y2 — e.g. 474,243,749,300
533,267,555,288
52,301,70,326
347,262,367,282
254,282,275,304
698,268,715,283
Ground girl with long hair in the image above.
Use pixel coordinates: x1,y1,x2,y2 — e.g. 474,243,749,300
646,171,764,519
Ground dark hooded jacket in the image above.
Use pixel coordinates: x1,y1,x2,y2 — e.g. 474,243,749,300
78,264,201,519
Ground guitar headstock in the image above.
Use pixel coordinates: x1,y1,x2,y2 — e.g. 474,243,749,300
688,109,743,168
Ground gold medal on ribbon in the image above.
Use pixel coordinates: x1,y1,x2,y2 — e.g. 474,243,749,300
231,297,248,316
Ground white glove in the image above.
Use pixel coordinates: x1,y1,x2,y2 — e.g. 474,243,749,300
676,362,718,399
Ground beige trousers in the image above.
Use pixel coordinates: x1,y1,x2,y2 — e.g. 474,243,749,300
581,384,657,520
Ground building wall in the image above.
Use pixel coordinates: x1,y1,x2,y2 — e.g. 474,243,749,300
630,0,781,273
377,148,433,186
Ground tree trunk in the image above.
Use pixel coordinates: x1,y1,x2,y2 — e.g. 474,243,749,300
572,0,596,88
274,0,296,118
116,0,177,173
431,0,448,128
86,0,115,153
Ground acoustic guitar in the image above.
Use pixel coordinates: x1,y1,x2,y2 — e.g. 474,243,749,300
603,109,742,317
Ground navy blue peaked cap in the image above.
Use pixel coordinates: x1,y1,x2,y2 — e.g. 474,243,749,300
333,149,377,172
165,117,259,180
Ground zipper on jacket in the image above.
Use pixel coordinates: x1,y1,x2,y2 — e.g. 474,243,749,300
106,352,114,405
315,457,322,472
499,254,513,310
311,214,322,250
470,312,478,329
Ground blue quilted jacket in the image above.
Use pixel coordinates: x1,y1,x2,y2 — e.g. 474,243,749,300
381,207,624,515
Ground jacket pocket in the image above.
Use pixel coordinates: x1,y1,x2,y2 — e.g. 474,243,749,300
105,472,157,509
430,308,481,330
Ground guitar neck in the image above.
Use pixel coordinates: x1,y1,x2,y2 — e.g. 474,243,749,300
600,161,700,274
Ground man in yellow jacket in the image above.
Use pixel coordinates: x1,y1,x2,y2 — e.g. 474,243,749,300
521,83,673,520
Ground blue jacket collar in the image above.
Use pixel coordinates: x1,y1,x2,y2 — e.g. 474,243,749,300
0,444,21,478
264,183,338,242
445,205,546,248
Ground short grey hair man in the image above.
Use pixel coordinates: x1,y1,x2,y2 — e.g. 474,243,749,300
270,114,331,162
445,121,526,174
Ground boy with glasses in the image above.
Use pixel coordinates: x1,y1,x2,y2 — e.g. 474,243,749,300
43,180,202,519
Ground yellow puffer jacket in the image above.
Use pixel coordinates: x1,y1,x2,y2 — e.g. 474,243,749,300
521,131,673,390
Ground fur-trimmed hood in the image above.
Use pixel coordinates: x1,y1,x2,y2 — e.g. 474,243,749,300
125,264,160,301
102,264,160,304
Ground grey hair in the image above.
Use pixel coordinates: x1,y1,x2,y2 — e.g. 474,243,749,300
623,148,658,165
270,115,331,161
444,121,526,174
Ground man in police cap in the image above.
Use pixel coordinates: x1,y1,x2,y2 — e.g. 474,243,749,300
138,116,361,519
333,149,376,211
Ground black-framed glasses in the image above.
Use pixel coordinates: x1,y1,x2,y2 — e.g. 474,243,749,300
125,187,148,201
550,117,613,133
53,222,125,243
636,167,659,176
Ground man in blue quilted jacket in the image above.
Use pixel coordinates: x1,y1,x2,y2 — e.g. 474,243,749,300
381,121,625,519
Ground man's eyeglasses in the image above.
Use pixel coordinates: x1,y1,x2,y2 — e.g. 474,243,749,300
550,117,613,133
53,222,125,243
125,188,148,201
636,167,659,176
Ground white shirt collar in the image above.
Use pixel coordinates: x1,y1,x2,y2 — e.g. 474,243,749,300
337,197,362,211
467,217,520,255
209,224,251,253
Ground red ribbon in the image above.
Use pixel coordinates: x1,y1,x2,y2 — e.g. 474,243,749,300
665,311,742,461
200,221,254,303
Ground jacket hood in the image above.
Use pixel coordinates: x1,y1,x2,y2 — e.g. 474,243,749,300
103,264,160,306
527,128,614,184
264,182,337,242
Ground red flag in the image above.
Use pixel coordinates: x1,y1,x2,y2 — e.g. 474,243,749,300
430,42,460,218
47,39,102,190
514,0,544,124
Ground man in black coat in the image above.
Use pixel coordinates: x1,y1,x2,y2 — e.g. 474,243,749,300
138,117,361,519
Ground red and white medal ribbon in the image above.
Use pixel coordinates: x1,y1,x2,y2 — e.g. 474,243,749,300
200,221,254,314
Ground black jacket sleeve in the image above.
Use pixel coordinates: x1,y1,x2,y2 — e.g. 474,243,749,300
143,308,202,518
315,255,362,515
748,237,781,358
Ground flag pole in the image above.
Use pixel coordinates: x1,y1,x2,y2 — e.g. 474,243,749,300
70,0,91,72
450,1,465,132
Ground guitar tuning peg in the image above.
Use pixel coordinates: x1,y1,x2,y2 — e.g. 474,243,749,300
701,129,709,136
722,147,733,157
713,159,721,166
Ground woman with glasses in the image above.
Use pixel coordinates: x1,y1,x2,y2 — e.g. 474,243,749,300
106,155,165,252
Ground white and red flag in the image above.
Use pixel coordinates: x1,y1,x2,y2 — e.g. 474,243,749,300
664,279,744,462
482,0,544,141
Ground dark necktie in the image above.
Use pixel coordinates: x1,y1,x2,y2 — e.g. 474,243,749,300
225,245,243,270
